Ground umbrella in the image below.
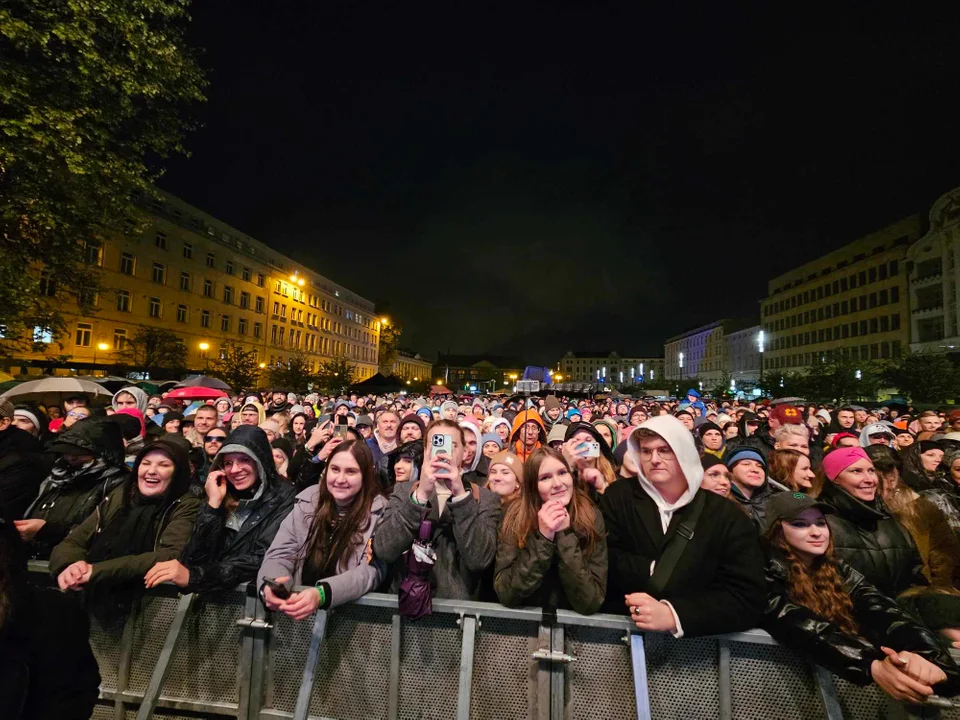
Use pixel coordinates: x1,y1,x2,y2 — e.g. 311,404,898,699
165,386,228,400
0,377,114,405
175,375,232,391
93,375,134,393
430,385,452,395
0,370,15,384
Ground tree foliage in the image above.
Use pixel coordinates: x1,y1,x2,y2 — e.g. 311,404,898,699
882,352,958,404
0,0,206,348
317,355,357,394
377,323,402,374
206,342,262,393
267,352,315,393
114,325,186,379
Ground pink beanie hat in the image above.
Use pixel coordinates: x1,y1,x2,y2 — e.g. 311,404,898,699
822,446,870,481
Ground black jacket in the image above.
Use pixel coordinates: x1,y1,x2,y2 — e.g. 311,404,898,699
598,477,766,637
731,479,780,530
818,481,927,597
0,427,44,523
763,548,960,691
180,425,295,594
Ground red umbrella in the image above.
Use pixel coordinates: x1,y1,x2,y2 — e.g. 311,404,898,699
165,386,228,400
430,385,452,395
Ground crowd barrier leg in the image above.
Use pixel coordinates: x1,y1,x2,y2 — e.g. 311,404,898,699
291,609,329,720
629,633,652,720
456,614,479,720
550,624,565,720
238,587,266,720
113,601,139,720
718,638,732,720
135,593,196,720
812,665,844,720
388,613,402,720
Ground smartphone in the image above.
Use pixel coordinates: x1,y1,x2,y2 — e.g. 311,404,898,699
263,577,290,600
334,424,350,439
578,441,601,459
431,433,453,475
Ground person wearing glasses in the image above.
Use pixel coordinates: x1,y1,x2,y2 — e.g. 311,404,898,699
197,429,228,483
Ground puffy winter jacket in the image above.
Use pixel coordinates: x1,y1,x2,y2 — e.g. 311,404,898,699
763,548,960,690
180,425,296,594
730,479,780,530
818,481,927,597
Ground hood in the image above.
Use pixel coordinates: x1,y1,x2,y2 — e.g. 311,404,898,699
112,386,149,414
213,424,279,488
736,411,760,438
48,419,126,466
564,421,616,465
859,423,894,447
489,417,511,436
240,401,267,425
459,422,482,472
626,415,702,514
132,435,193,502
510,408,546,441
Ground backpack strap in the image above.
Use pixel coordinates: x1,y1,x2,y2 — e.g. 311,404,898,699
646,490,706,598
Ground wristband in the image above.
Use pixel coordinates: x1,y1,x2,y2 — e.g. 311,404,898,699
314,584,325,608
314,581,331,609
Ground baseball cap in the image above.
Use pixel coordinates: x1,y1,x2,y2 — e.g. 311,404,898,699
770,405,803,425
763,492,834,534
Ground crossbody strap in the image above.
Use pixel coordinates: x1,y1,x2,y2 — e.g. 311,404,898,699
646,490,706,598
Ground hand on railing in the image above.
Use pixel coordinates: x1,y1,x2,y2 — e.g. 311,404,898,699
625,593,677,634
263,576,321,621
145,560,191,589
58,560,92,590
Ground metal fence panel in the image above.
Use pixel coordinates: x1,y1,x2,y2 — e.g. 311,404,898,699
397,613,464,720
469,617,539,720
564,625,638,720
645,634,722,719
729,640,823,719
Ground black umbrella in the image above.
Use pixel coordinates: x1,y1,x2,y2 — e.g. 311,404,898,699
174,375,232,392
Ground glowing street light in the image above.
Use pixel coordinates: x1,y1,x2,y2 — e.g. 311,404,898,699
258,362,266,369
198,342,210,352
678,352,684,369
381,316,390,327
97,342,109,351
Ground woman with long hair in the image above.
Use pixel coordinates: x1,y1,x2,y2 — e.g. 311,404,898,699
50,437,202,593
769,449,819,494
762,492,959,703
494,447,607,614
258,439,386,619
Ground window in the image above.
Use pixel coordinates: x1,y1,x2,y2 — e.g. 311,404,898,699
39,273,56,297
149,297,162,318
255,296,264,313
879,264,888,280
869,292,877,308
75,323,92,348
177,304,188,323
850,322,858,337
256,273,265,287
113,328,127,350
206,252,215,268
859,320,868,335
273,301,280,315
890,260,899,276
84,241,102,266
242,267,251,282
891,313,901,330
223,286,234,304
281,305,287,318
155,232,167,250
200,310,210,328
870,317,879,334
891,286,900,303
225,260,234,275
120,252,135,275
880,316,890,332
240,291,250,309
152,262,165,284
254,322,262,338
203,279,213,297
271,325,278,344
279,327,285,345
879,289,888,305
180,271,190,291
221,315,230,332
117,290,131,312
183,242,193,260
858,271,866,285
238,318,247,335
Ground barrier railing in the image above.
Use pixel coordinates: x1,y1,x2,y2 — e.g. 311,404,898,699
26,562,956,719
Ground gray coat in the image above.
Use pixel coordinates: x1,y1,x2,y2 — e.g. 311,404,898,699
373,480,502,600
258,487,386,609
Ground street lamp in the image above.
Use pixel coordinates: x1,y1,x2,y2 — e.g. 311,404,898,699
437,379,444,385
258,362,266,369
93,341,109,368
381,316,389,327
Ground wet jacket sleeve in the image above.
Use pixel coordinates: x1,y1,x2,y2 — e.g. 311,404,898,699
90,496,202,586
494,529,555,607
663,509,766,637
49,504,101,578
762,561,881,684
556,514,607,615
447,487,501,572
323,552,385,609
372,483,422,563
258,495,310,590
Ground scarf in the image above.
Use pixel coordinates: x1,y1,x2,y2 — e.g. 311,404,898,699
25,457,109,518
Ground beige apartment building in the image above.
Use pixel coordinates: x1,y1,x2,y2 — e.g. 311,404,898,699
5,189,381,379
761,216,920,373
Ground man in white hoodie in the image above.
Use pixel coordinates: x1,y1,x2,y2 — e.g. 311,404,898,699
598,415,766,637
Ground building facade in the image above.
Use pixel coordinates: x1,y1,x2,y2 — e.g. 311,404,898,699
761,216,920,373
434,355,526,393
392,349,433,381
664,321,732,382
5,189,381,379
726,325,763,389
558,352,664,385
907,187,960,352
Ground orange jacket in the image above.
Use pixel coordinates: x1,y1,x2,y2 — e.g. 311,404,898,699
510,408,546,461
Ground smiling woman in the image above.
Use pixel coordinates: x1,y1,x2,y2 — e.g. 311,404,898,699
48,437,202,596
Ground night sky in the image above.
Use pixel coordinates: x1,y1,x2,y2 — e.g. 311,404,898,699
161,3,960,366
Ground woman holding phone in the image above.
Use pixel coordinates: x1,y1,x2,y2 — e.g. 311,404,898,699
561,422,617,497
494,447,607,614
257,440,386,619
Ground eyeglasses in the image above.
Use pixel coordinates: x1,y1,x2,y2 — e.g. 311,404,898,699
67,411,88,418
204,435,226,443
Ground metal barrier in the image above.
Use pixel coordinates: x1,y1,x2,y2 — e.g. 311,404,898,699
26,562,960,719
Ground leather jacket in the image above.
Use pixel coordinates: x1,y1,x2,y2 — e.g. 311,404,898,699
818,481,927,597
763,548,960,690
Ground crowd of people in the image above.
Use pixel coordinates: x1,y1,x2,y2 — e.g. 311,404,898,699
3,384,960,714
